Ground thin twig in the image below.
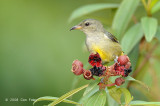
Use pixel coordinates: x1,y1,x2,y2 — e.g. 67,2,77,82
132,42,158,77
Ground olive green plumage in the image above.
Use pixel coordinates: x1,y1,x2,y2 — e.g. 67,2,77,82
71,19,122,62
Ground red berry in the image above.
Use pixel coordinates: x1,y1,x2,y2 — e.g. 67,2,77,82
125,62,131,69
101,66,106,71
118,55,130,66
88,53,102,67
73,60,83,67
71,60,84,75
120,66,125,71
83,70,93,80
115,77,125,86
108,64,116,75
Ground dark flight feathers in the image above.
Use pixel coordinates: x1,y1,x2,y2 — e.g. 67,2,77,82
105,31,119,43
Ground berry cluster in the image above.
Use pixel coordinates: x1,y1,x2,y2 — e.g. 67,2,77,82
71,53,106,80
71,53,132,87
88,53,106,77
71,60,94,80
113,55,132,77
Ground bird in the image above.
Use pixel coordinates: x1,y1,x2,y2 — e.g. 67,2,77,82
70,19,122,63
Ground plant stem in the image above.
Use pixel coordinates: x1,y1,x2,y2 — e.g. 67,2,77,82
127,41,159,88
141,0,152,16
141,0,148,12
147,0,152,16
133,41,158,77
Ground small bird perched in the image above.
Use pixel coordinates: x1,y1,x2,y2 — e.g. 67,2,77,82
70,19,122,63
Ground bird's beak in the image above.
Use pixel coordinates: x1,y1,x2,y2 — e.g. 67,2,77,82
70,25,82,31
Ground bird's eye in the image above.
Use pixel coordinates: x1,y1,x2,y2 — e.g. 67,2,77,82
85,22,90,26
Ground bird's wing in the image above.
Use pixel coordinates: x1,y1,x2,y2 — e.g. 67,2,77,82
105,31,119,43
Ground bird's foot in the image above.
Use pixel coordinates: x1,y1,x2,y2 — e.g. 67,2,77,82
114,56,119,63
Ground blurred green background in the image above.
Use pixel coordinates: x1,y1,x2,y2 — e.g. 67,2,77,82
0,0,116,105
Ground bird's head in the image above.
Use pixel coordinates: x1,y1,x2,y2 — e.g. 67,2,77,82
70,19,104,34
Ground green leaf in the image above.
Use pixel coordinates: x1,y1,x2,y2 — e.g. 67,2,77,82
69,3,119,22
78,86,99,105
33,96,80,105
83,79,100,96
120,88,133,105
125,76,149,91
128,101,160,105
121,23,143,54
79,79,102,105
108,86,122,104
83,90,107,106
108,86,133,105
151,1,160,14
150,0,159,8
155,26,160,41
48,84,88,106
141,17,158,42
107,93,119,106
112,0,140,39
128,44,139,71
